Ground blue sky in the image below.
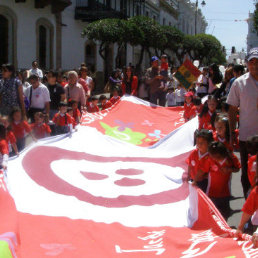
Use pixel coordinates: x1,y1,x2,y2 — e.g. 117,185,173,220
191,0,256,55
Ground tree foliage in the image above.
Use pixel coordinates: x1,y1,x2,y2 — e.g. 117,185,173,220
82,16,226,67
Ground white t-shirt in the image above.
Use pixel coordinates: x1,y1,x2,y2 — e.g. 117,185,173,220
196,74,208,94
166,92,176,106
25,83,51,109
227,72,258,141
175,88,186,103
29,68,43,79
208,78,217,94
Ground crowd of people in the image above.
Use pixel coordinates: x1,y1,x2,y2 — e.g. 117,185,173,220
0,47,257,245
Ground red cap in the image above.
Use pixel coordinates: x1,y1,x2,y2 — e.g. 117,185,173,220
185,92,194,97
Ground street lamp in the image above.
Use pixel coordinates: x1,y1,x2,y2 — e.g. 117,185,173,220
195,0,206,35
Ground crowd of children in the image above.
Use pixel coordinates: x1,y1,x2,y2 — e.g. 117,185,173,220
183,89,258,238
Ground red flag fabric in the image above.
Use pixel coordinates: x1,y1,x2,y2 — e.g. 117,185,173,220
1,96,257,257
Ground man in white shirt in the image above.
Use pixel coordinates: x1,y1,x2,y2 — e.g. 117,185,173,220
29,61,43,80
25,74,50,122
227,47,258,198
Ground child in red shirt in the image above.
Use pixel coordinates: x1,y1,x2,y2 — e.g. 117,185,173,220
246,135,258,189
99,95,112,110
10,107,35,151
69,100,81,125
87,96,99,113
186,129,213,192
183,92,196,122
199,95,218,131
235,186,258,238
0,116,19,156
207,141,241,219
0,124,9,170
67,107,76,129
160,54,169,89
53,102,73,135
213,114,233,152
31,112,51,139
110,88,121,105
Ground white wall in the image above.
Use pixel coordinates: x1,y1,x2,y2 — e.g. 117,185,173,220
0,0,56,69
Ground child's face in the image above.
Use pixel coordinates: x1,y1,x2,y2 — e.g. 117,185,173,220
185,96,192,104
215,121,226,137
161,57,167,63
60,106,67,114
196,137,209,154
210,153,225,162
13,111,21,122
92,100,98,106
207,99,217,112
68,110,73,117
2,119,9,128
113,90,118,96
100,99,106,105
35,115,44,124
72,103,78,110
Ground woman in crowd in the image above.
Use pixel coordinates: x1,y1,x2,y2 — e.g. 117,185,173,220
0,64,26,118
121,66,138,96
208,63,223,94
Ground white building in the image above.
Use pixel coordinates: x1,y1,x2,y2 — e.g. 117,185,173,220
247,12,258,52
0,0,206,90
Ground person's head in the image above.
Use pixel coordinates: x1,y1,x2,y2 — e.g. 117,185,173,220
161,54,168,63
99,95,107,105
151,56,159,68
125,66,133,79
1,64,15,79
167,87,174,93
247,47,258,79
32,61,38,69
209,63,219,75
224,67,234,82
29,74,40,88
233,65,245,78
67,71,78,85
195,129,214,154
0,116,10,129
47,70,58,85
184,91,193,104
10,107,22,122
69,100,78,110
79,66,88,78
91,96,99,106
246,135,258,156
0,124,6,140
202,67,209,76
59,102,68,114
207,95,218,112
112,87,119,97
208,141,230,162
214,114,230,141
34,112,45,124
67,107,73,117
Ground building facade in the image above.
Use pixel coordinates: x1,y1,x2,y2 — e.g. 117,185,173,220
0,0,206,89
247,12,258,52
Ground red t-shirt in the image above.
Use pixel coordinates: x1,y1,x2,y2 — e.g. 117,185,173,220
161,62,168,70
206,154,241,198
87,103,99,113
184,103,197,121
102,100,112,110
0,139,9,155
53,113,73,126
73,108,81,124
199,111,215,130
213,132,233,152
186,149,210,180
242,186,258,215
6,131,16,144
11,121,31,139
248,155,257,188
110,96,120,105
31,123,51,139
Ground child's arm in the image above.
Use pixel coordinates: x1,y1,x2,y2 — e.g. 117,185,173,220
2,154,8,170
11,143,19,156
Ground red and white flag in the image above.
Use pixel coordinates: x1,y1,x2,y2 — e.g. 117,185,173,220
0,96,257,257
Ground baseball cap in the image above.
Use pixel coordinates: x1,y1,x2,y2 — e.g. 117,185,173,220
185,92,194,97
247,47,258,61
151,56,159,62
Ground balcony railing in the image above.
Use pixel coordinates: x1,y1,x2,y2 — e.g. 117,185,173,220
75,0,128,22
